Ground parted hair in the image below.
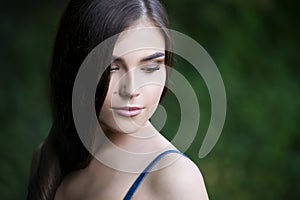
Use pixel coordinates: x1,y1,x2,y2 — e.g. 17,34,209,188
26,0,173,199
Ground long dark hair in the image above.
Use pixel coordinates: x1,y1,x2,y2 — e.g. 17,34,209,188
27,0,173,199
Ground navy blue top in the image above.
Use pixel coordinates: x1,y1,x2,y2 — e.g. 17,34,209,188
123,149,183,200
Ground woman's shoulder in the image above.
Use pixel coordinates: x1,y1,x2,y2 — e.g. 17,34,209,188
54,165,96,200
149,153,209,200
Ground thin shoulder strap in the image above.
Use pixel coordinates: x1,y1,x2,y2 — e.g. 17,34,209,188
123,149,183,200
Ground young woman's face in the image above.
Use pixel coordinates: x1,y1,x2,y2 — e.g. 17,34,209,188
99,19,166,134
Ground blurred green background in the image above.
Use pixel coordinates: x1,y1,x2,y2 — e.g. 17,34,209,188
0,0,299,199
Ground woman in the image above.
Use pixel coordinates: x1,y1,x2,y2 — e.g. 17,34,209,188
27,0,209,199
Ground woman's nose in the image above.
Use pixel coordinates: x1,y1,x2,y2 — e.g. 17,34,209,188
118,70,140,98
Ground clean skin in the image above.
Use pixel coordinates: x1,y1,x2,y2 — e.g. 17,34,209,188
55,17,209,200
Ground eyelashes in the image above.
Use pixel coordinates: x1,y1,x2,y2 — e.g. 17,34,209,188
110,66,120,72
140,64,160,73
110,64,162,73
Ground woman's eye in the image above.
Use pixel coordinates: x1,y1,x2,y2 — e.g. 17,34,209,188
141,64,160,73
110,66,119,72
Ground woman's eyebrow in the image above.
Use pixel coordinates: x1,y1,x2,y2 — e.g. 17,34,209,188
111,56,123,63
140,52,165,62
111,52,165,63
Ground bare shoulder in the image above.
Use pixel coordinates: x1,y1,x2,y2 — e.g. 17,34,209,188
150,155,209,200
54,166,94,200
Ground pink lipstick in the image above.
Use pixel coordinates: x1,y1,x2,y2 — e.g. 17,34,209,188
113,106,143,117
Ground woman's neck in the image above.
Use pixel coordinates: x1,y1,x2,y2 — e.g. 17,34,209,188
101,121,166,152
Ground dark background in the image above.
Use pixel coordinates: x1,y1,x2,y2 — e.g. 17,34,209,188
0,0,299,199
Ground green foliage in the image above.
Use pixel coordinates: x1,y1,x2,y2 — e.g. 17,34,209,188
162,0,300,199
0,0,299,199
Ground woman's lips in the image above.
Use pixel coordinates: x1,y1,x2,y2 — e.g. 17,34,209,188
112,106,144,117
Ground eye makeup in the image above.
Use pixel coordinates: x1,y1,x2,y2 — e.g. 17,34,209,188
109,50,165,74
109,65,120,72
140,64,161,73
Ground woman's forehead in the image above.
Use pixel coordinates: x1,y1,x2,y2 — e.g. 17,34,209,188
113,21,165,57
